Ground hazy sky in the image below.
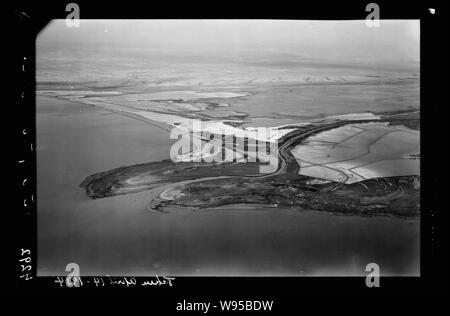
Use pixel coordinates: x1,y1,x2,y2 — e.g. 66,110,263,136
38,19,420,64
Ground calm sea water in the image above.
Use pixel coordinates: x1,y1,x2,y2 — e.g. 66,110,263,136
37,96,419,276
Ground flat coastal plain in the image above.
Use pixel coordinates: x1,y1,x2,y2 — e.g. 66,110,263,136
37,42,420,276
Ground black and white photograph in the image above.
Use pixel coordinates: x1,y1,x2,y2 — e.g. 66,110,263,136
36,19,420,276
6,1,449,299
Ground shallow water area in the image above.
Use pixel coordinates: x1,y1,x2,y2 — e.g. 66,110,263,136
37,96,419,276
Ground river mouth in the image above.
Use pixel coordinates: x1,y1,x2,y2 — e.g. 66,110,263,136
36,21,420,277
77,109,419,219
37,95,420,276
37,77,422,278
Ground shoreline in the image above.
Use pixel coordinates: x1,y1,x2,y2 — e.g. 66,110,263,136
79,109,420,218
